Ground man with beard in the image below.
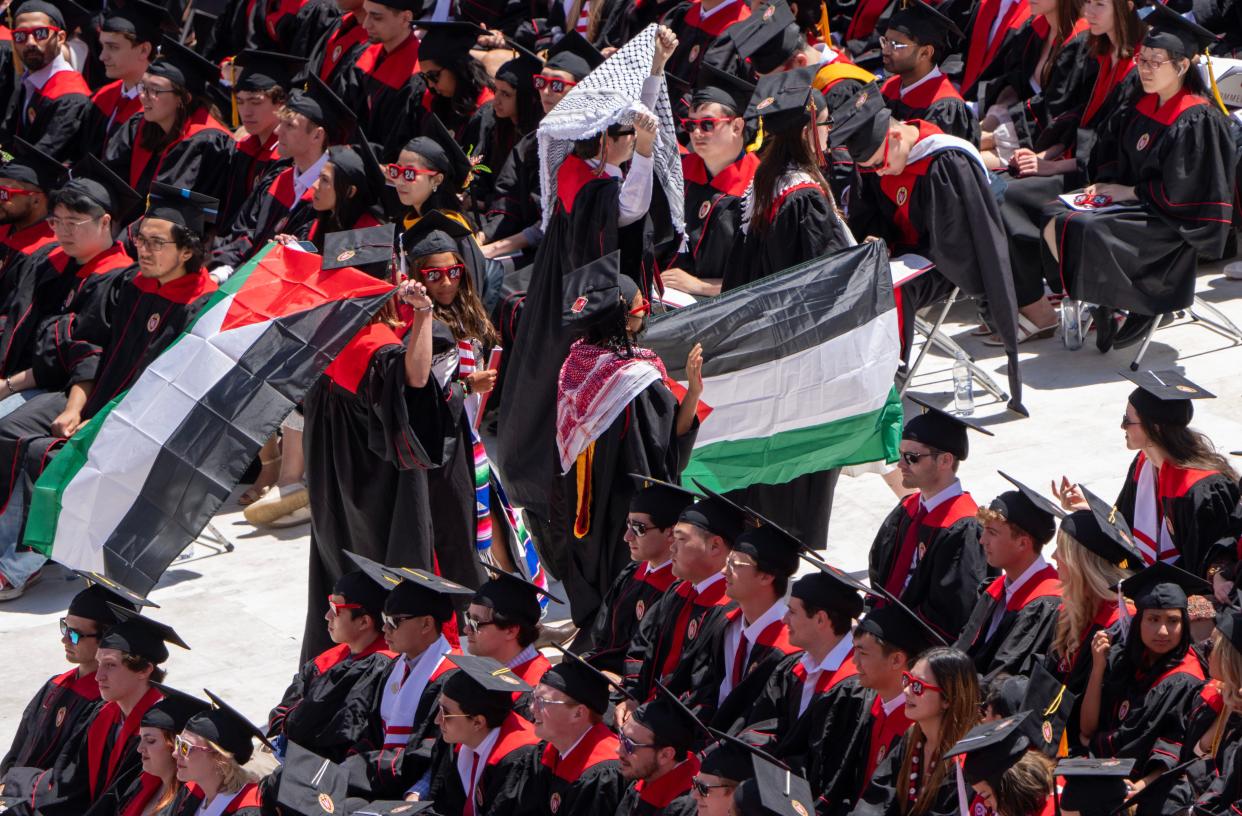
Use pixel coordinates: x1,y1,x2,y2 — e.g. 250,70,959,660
0,138,61,281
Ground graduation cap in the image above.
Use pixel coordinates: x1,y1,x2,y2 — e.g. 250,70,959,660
746,67,819,135
632,681,711,755
232,49,306,92
853,577,946,657
342,549,405,590
628,473,697,529
11,0,64,27
1018,662,1074,758
561,250,624,326
322,223,396,278
331,568,390,622
474,562,564,627
544,30,604,81
985,674,1027,718
404,114,472,190
327,139,386,208
734,754,816,816
691,64,755,116
67,569,151,625
989,471,1062,546
351,803,437,816
1060,485,1143,569
415,21,485,65
885,0,963,49
1123,368,1212,427
1141,0,1220,57
142,683,211,733
441,653,527,727
732,506,807,579
60,155,142,223
1105,759,1197,816
699,728,778,782
343,549,473,622
0,137,67,191
541,644,612,714
285,73,358,146
900,394,993,461
944,712,1031,785
826,81,892,165
1056,757,1135,814
1116,561,1211,611
403,210,473,261
684,480,751,544
276,742,349,816
184,689,273,764
101,0,177,45
143,182,218,235
495,37,543,88
731,0,801,75
1216,605,1242,653
99,602,189,664
147,36,220,96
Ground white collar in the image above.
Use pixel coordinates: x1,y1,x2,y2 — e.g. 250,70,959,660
23,53,75,91
293,152,330,200
698,0,741,21
921,480,963,513
506,644,539,670
898,67,943,98
196,787,245,816
587,158,624,179
800,631,854,675
647,557,673,572
1004,556,1048,599
741,598,789,641
558,725,592,759
120,80,142,98
693,572,726,594
459,725,502,791
881,691,907,715
811,42,842,65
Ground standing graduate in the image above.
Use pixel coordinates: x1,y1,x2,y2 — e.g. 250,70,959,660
170,691,268,815
865,398,990,642
2,1,91,160
339,0,425,162
0,138,61,283
84,1,175,157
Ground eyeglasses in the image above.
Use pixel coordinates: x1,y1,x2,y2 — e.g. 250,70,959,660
437,703,474,719
173,735,213,759
627,297,650,317
625,519,653,537
1120,415,1140,428
725,554,758,572
878,36,914,52
1135,55,1172,71
680,117,733,135
59,618,99,645
381,613,416,630
49,215,100,232
899,450,941,465
531,695,571,711
533,75,576,93
386,163,440,182
327,595,362,616
418,263,464,283
901,670,943,697
133,234,174,252
463,613,498,634
421,69,443,84
691,777,734,796
136,82,177,98
0,186,40,201
13,25,60,44
619,733,658,754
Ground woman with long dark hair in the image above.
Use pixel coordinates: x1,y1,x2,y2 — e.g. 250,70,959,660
462,50,543,218
416,23,495,141
305,144,388,249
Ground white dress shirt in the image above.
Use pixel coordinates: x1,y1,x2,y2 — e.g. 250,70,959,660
985,556,1049,640
797,632,854,716
719,599,789,704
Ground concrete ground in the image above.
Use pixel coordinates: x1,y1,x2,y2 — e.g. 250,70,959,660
3,263,1241,749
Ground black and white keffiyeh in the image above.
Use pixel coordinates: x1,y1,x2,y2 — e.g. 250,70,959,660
536,24,684,235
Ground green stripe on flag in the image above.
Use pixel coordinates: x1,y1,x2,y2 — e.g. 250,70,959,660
683,387,903,494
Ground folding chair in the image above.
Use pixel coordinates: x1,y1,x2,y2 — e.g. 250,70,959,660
1127,296,1242,371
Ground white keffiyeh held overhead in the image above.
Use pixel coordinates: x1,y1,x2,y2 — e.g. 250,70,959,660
537,24,684,235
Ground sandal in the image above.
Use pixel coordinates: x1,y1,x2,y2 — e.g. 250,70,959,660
982,314,1058,346
239,454,281,506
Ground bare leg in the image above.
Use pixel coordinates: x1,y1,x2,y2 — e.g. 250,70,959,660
276,428,304,487
1043,220,1060,261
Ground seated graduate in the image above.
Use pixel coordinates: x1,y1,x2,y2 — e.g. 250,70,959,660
688,732,766,816
731,0,845,78
464,565,557,711
944,713,1056,816
614,682,704,815
1039,3,1236,351
171,691,268,815
848,647,980,816
955,474,1063,682
1,573,139,775
878,1,979,145
574,475,689,663
1078,563,1209,793
0,139,61,283
1053,757,1137,816
423,654,541,816
266,569,395,762
3,607,188,816
661,66,757,298
731,754,817,816
84,1,175,157
298,143,389,250
414,22,494,142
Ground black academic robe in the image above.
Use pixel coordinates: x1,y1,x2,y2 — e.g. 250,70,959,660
2,686,162,816
527,723,626,816
307,10,370,89
168,781,262,815
954,563,1061,682
460,102,510,214
1,669,102,776
83,81,144,159
1187,706,1242,816
218,132,286,232
479,130,541,250
1046,88,1236,317
0,220,56,284
424,712,541,816
956,0,1032,102
300,323,450,661
2,64,91,160
248,0,338,55
267,635,394,762
880,72,979,146
842,0,899,70
686,609,801,731
1144,682,1242,816
83,770,178,816
103,107,234,200
849,729,961,816
661,0,749,111
339,35,426,162
678,151,756,278
614,756,699,816
578,559,677,669
210,163,318,272
1043,600,1126,697
812,681,912,815
866,489,986,641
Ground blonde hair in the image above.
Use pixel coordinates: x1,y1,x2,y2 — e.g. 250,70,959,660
1212,630,1242,712
207,740,256,794
1050,531,1131,665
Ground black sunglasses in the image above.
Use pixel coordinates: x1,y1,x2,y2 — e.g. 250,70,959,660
60,618,100,645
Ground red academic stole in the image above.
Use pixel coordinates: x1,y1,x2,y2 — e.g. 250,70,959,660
878,120,944,250
1129,450,1218,564
881,483,977,598
635,754,700,806
658,578,730,688
320,12,368,80
556,154,606,214
1080,55,1134,129
682,0,751,37
790,651,858,695
86,686,162,797
34,68,89,102
91,81,144,148
312,634,394,674
540,722,620,779
635,560,676,592
981,564,1061,611
960,0,1031,93
237,131,281,191
119,773,165,816
131,267,217,305
863,701,911,788
324,322,403,394
128,108,229,189
0,219,56,269
510,653,553,700
845,0,890,42
880,72,965,110
355,34,421,93
68,243,133,281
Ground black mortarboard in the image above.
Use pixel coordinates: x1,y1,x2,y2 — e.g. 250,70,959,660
732,509,805,579
1060,485,1143,569
692,64,755,116
826,82,891,164
332,569,389,623
885,0,963,48
495,45,542,90
404,114,472,190
277,743,349,816
322,224,397,277
854,601,943,658
1019,663,1074,758
285,73,358,145
735,754,816,816
986,675,1027,718
632,682,709,755
233,50,306,92
1106,759,1196,816
142,683,210,732
61,155,142,222
685,481,751,544
901,394,993,460
944,713,1031,785
747,67,819,134
184,689,273,764
402,209,473,263
1142,0,1220,56
474,563,563,627
628,474,696,529
1,137,67,191
731,0,801,74
1117,561,1211,610
342,549,404,590
789,555,865,618
352,803,436,816
544,30,604,80
385,567,473,623
1217,606,1242,653
68,569,151,622
442,653,523,724
101,0,177,45
540,646,611,714
1056,757,1135,813
699,729,772,782
327,140,386,210
143,182,218,235
99,603,189,664
13,0,64,27
562,250,624,325
415,21,485,65
147,36,219,96
989,472,1061,545
1123,368,1212,427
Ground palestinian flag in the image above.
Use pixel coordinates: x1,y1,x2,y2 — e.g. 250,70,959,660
22,243,393,594
643,241,902,493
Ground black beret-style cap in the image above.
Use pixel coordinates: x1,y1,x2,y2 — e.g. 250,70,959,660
900,394,994,461
1116,561,1211,611
141,683,210,733
1217,605,1242,654
944,712,1031,785
1060,485,1143,569
730,0,800,74
332,569,389,623
442,653,525,724
632,681,706,755
13,0,65,27
101,0,177,45
60,154,143,223
322,224,397,276
733,510,805,579
184,689,273,764
627,474,697,530
233,49,307,92
1141,0,1220,57
144,182,219,235
404,113,472,189
544,30,604,80
1123,368,1213,427
327,140,386,208
67,569,152,622
474,563,563,627
415,21,485,66
699,728,771,782
1056,757,1135,813
1,137,67,191
791,555,865,620
99,602,189,664
854,596,944,658
276,742,349,816
146,36,219,96
540,646,611,714
285,73,358,145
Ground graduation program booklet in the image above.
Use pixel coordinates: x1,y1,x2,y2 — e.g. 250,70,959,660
1058,193,1127,213
890,253,935,288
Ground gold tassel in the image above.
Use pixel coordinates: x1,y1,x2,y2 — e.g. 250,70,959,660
818,0,831,45
1205,51,1229,116
747,115,765,153
573,442,595,538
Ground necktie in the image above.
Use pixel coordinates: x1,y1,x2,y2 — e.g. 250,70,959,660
464,752,480,816
884,503,928,597
731,632,750,687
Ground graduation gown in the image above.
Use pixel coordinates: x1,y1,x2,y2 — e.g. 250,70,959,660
1043,599,1127,697
479,130,541,247
0,220,56,282
809,682,912,815
84,81,144,158
842,0,898,69
1186,699,1242,816
661,0,749,106
580,558,677,669
2,686,162,816
849,730,961,816
91,771,178,816
1113,451,1242,578
614,755,699,816
3,61,91,160
103,107,234,201
169,781,262,816
424,712,541,816
460,102,511,213
218,132,285,231
529,723,625,816
248,0,339,55
688,608,801,730
267,634,395,762
880,71,979,146
678,151,757,278
866,489,986,641
1143,682,1242,816
210,163,318,272
1046,88,1236,317
309,10,370,88
954,562,1061,681
300,323,450,661
340,35,426,162
1,669,102,776
957,0,1032,101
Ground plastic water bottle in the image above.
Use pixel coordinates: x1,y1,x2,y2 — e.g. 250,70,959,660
1061,298,1084,350
953,351,975,416
175,543,195,562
